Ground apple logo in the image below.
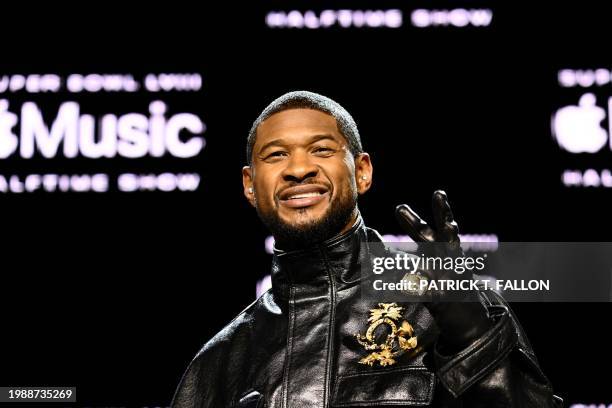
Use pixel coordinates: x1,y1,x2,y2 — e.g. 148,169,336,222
552,93,608,153
0,99,19,158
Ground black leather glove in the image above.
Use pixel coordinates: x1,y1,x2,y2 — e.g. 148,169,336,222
395,190,493,354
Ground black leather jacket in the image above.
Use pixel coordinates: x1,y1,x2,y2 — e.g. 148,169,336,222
172,218,562,408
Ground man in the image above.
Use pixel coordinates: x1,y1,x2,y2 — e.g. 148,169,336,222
172,91,561,407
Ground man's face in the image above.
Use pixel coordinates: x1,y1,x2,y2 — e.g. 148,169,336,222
243,108,372,248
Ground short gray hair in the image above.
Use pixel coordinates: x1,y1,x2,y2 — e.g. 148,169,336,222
246,90,363,164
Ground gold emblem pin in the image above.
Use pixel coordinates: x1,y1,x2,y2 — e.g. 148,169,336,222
354,303,418,367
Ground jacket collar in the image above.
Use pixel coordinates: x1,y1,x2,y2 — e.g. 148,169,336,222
271,213,380,301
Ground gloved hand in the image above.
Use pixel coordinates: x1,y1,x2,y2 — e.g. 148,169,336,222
395,190,493,354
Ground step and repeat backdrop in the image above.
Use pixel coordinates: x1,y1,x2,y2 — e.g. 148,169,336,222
1,2,611,407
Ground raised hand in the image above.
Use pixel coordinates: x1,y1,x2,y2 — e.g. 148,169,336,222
394,190,492,353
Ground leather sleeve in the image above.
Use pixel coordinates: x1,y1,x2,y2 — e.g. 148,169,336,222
433,289,563,407
171,346,224,408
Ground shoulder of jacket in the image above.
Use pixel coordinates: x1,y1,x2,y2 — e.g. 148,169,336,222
363,225,385,242
194,292,270,358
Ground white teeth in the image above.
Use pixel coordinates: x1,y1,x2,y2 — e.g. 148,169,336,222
289,192,322,199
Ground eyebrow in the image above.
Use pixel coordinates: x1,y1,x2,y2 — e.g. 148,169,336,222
257,134,340,155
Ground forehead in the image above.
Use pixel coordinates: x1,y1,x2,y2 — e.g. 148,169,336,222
255,108,344,146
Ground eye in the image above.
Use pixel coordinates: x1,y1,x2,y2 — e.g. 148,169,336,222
313,146,335,155
264,150,287,160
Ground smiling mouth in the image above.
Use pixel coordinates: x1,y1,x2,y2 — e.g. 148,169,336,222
287,192,324,200
280,191,329,208
278,185,330,208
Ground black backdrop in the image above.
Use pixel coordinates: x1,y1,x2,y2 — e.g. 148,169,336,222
1,2,611,407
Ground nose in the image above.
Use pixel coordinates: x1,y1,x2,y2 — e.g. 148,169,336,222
281,150,319,182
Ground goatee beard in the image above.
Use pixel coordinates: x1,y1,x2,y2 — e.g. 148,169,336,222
258,193,357,251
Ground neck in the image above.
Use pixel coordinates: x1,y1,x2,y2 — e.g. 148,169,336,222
273,208,360,252
338,208,359,235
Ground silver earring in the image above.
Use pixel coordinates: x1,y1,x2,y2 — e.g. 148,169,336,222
249,187,253,193
361,176,367,180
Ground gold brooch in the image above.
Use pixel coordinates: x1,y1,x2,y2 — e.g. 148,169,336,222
354,303,418,367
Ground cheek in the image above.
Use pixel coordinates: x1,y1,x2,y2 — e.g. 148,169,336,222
328,162,356,197
253,171,279,205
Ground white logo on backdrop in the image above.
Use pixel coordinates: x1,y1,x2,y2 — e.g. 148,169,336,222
552,93,609,153
0,73,206,193
552,71,612,188
0,99,19,158
0,99,205,159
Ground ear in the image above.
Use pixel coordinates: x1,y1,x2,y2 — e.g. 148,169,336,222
355,153,373,195
242,166,256,207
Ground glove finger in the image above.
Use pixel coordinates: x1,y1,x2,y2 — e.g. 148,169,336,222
395,204,436,242
432,190,460,244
